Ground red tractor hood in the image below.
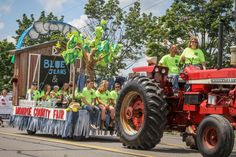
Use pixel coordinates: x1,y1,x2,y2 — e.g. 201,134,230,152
186,68,236,85
187,68,236,80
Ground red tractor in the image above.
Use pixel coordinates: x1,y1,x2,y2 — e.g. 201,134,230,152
115,63,236,157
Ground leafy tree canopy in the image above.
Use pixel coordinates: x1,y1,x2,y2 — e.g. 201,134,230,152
0,40,15,91
146,0,234,67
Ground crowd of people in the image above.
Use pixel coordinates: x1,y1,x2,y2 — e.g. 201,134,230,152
25,79,121,130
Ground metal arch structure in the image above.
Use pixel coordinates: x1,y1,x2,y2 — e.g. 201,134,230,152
16,21,79,50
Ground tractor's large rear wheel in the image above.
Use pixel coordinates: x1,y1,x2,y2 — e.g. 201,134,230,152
197,115,234,157
116,76,168,149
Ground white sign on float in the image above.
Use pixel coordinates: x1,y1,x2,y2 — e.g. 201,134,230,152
13,106,67,121
0,105,13,119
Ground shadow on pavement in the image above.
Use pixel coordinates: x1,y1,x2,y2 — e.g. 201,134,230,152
230,151,236,157
18,133,120,143
150,147,198,154
121,146,198,154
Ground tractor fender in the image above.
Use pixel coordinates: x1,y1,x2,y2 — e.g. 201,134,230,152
132,65,155,73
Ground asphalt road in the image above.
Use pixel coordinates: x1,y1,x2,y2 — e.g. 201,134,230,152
0,124,236,157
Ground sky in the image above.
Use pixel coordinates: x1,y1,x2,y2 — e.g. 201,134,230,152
0,0,173,76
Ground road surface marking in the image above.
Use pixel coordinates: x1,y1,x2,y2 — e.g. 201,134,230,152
0,131,154,157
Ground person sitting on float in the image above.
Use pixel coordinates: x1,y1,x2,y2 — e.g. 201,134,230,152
41,84,51,101
81,79,100,129
58,83,70,107
96,80,114,129
50,85,60,99
110,82,121,107
26,82,40,101
159,44,180,93
180,36,206,69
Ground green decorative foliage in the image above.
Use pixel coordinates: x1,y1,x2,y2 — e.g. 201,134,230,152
61,20,122,69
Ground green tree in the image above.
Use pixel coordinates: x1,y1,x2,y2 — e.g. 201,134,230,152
147,0,234,67
14,11,65,47
0,40,15,91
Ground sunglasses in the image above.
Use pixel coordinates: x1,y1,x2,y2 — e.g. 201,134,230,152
115,86,120,88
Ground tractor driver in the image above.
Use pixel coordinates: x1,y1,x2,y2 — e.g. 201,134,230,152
159,44,180,93
180,36,206,69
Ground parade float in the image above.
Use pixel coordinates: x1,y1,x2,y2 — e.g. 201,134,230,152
10,20,122,138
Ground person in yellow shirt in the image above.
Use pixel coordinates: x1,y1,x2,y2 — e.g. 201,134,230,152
50,85,60,99
41,84,51,101
26,82,40,101
110,82,121,107
81,79,99,129
159,44,180,92
96,80,114,129
180,36,206,69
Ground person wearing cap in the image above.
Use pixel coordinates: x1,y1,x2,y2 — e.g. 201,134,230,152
80,79,99,129
159,44,180,93
26,82,40,101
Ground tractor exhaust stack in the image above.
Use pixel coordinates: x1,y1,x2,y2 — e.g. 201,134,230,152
217,21,224,69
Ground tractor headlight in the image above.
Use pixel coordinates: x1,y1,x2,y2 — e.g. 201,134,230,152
154,67,159,72
161,68,166,74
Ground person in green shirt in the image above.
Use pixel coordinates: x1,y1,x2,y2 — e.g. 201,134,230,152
159,44,180,92
50,85,60,99
96,80,114,129
58,83,70,107
41,84,51,101
180,36,206,69
26,82,40,101
110,82,121,107
81,79,99,129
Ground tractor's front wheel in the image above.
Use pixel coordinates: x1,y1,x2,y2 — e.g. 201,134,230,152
116,76,168,149
197,115,234,157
